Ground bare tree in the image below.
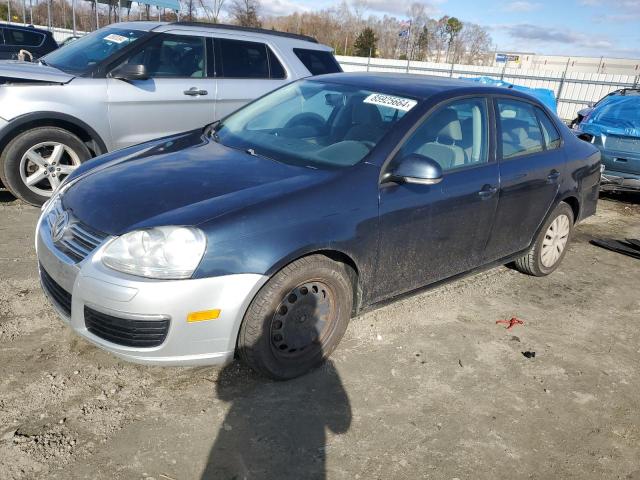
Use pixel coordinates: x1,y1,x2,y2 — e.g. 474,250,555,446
199,0,226,23
212,0,226,23
184,0,197,21
230,0,261,27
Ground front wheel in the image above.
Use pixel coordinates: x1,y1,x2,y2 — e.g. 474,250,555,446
0,127,91,206
238,255,354,380
513,202,575,276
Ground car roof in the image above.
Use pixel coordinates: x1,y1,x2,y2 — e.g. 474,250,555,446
310,72,543,102
1,23,53,36
107,21,323,47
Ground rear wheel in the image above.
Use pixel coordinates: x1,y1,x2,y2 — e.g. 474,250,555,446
0,127,91,206
238,255,354,380
513,202,574,276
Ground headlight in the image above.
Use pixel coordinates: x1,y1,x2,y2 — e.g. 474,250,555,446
102,227,207,280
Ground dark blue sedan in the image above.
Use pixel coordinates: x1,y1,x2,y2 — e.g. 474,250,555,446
36,73,601,379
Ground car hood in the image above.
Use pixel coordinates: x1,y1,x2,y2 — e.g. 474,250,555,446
62,132,334,235
0,60,74,84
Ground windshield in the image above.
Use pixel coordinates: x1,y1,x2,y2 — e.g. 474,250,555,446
213,80,417,169
43,28,147,74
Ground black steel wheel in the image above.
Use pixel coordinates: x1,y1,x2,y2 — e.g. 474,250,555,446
238,255,354,380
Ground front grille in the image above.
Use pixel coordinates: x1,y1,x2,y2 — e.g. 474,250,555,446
84,307,170,348
47,204,108,263
40,266,72,317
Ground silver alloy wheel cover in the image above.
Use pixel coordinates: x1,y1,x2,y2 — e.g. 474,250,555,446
19,141,81,197
540,213,571,268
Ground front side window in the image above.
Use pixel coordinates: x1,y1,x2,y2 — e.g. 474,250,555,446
213,80,415,168
43,27,146,74
122,34,206,78
397,98,489,171
498,99,544,159
294,48,341,75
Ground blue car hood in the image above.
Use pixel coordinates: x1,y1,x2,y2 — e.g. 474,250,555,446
579,96,640,139
62,132,331,235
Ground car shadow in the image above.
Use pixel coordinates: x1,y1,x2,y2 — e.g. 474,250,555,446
600,190,640,205
200,302,352,479
0,190,18,204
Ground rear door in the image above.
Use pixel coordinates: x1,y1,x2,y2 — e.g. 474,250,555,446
106,31,215,150
375,96,499,300
482,98,566,262
213,36,289,120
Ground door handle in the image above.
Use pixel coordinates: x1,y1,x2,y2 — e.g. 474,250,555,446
183,87,208,96
547,170,561,183
478,185,498,199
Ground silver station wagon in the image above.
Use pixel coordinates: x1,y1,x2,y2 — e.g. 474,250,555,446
0,21,340,205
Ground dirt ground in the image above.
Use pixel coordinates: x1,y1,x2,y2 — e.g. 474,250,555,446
0,190,639,480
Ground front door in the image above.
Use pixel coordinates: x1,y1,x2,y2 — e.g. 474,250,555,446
106,32,215,150
482,98,566,262
375,97,499,300
212,36,289,120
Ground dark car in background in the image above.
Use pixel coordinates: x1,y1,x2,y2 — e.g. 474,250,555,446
575,90,640,191
36,73,601,380
0,24,58,60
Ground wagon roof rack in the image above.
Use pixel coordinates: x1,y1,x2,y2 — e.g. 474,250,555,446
170,22,318,44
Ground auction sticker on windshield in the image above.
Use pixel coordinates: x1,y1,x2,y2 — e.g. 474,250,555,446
364,93,417,112
104,33,129,44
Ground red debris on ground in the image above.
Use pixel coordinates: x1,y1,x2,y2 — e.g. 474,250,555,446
496,317,525,330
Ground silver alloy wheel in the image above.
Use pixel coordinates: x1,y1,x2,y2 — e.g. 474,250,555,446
541,214,571,268
19,142,81,197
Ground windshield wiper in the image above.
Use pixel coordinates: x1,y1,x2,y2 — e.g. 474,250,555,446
39,58,48,66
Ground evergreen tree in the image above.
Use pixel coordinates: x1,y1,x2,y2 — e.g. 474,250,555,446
353,27,377,58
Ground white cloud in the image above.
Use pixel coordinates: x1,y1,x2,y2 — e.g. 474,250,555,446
261,0,313,17
362,0,442,17
504,1,542,12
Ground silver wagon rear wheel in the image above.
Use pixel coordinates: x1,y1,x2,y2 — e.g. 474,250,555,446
19,142,82,197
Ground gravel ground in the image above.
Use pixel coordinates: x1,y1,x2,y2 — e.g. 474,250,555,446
0,191,639,480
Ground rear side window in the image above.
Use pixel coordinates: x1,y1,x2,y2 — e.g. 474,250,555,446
497,99,544,159
5,28,44,47
293,48,341,75
0,29,5,45
535,108,561,149
217,39,284,79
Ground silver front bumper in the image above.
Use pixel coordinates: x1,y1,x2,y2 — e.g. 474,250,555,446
36,212,268,366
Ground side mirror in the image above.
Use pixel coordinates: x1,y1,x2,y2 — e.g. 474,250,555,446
110,63,149,81
386,154,443,186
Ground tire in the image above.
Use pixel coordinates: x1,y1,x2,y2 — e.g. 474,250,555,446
238,255,354,380
513,202,575,276
0,127,91,206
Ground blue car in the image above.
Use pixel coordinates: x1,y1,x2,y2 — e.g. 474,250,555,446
36,73,601,379
575,90,640,192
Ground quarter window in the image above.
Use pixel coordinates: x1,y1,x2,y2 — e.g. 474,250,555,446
397,98,489,172
535,108,561,149
123,34,206,78
293,48,341,75
498,99,544,159
217,39,284,79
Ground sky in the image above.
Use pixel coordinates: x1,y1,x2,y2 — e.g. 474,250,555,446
259,0,640,59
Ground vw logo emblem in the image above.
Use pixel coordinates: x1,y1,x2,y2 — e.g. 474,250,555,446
51,211,70,243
